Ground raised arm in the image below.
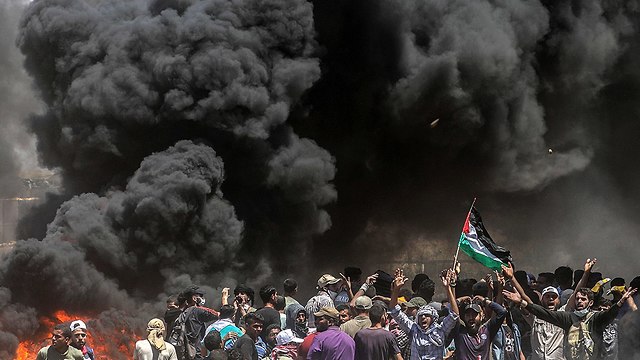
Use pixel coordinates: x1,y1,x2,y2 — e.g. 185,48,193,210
502,263,534,304
221,287,230,306
389,268,407,309
349,273,378,307
441,268,459,316
566,258,596,311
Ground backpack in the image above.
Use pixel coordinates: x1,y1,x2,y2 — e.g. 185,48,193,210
168,306,197,360
566,311,596,360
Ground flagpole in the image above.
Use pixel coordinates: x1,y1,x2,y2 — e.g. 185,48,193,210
453,197,476,269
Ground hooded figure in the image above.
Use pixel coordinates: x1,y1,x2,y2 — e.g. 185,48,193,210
134,318,178,360
285,303,308,339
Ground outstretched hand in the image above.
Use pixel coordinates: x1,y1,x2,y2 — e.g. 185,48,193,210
440,268,456,287
365,273,379,286
502,289,523,304
392,268,408,292
501,263,514,279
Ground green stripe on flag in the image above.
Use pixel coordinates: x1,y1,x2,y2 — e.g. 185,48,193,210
459,233,505,271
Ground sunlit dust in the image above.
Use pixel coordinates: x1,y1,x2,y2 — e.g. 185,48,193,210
15,310,139,360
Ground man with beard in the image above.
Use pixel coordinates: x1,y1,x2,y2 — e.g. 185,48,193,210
389,268,459,360
134,318,178,360
36,324,84,360
503,260,637,360
69,320,95,360
306,307,355,360
305,274,343,328
502,263,565,360
453,266,508,360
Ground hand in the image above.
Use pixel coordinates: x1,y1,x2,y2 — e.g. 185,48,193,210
440,268,455,287
620,288,638,302
222,287,230,298
495,271,506,288
503,290,523,304
339,273,352,292
484,273,494,291
392,269,408,292
455,261,461,275
457,296,471,306
501,263,514,279
584,258,597,272
365,273,379,286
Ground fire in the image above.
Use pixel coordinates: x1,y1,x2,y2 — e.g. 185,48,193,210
15,310,139,360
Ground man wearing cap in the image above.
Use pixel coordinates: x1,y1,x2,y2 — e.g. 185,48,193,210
134,318,178,360
502,264,566,360
271,329,304,360
389,268,460,360
36,323,84,360
340,296,372,338
354,304,401,360
305,274,343,328
307,307,355,360
69,320,95,360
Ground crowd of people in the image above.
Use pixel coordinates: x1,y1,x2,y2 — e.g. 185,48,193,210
36,258,640,360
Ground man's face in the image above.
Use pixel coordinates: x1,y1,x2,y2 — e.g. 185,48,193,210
71,329,87,348
51,330,70,352
266,328,280,345
338,309,351,325
542,293,560,310
327,283,342,293
296,312,306,323
404,306,417,318
575,292,593,311
417,314,432,330
246,321,263,340
463,310,483,335
316,316,331,332
237,292,250,303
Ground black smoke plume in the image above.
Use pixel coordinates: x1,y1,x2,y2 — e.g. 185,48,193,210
2,0,640,357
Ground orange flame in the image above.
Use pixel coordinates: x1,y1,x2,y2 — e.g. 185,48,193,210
15,310,139,360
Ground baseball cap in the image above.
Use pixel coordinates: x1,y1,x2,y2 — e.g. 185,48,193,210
354,296,373,310
542,286,559,297
317,274,341,288
465,303,483,313
405,296,427,309
70,320,87,332
276,329,304,346
314,307,340,320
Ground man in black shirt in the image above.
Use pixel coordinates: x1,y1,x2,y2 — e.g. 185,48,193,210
255,285,281,339
233,313,264,360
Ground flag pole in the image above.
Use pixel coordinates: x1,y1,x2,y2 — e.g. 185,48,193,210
453,197,476,268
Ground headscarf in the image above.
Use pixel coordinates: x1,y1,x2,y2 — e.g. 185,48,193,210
147,318,166,351
285,304,308,338
415,305,444,346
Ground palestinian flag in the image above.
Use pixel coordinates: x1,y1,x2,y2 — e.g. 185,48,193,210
459,207,512,270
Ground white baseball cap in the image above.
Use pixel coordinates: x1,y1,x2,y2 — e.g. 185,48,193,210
542,286,559,297
70,320,87,332
276,329,304,346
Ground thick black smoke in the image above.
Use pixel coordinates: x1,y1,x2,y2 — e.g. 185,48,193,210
3,0,640,357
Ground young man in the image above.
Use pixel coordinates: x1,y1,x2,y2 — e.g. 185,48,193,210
389,268,459,360
37,324,84,360
256,285,282,339
233,312,264,360
284,278,300,310
134,318,178,360
354,304,401,360
69,320,95,360
502,263,565,360
203,304,243,350
305,274,343,328
340,296,372,338
202,330,226,360
307,307,355,360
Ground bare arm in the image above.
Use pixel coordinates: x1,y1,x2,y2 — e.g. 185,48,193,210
441,268,459,316
394,354,403,360
502,263,534,304
389,269,407,310
221,287,230,306
567,258,596,311
349,273,378,307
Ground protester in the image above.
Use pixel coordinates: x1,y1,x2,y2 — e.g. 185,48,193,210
353,304,401,360
271,329,304,360
305,274,343,328
503,259,637,360
36,323,84,360
168,285,220,360
264,324,282,356
233,284,257,326
165,295,182,340
203,304,244,351
307,307,355,360
389,268,459,360
234,312,264,360
202,330,226,360
335,304,351,326
340,295,372,338
69,320,95,360
284,278,300,310
134,318,178,360
256,285,283,339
